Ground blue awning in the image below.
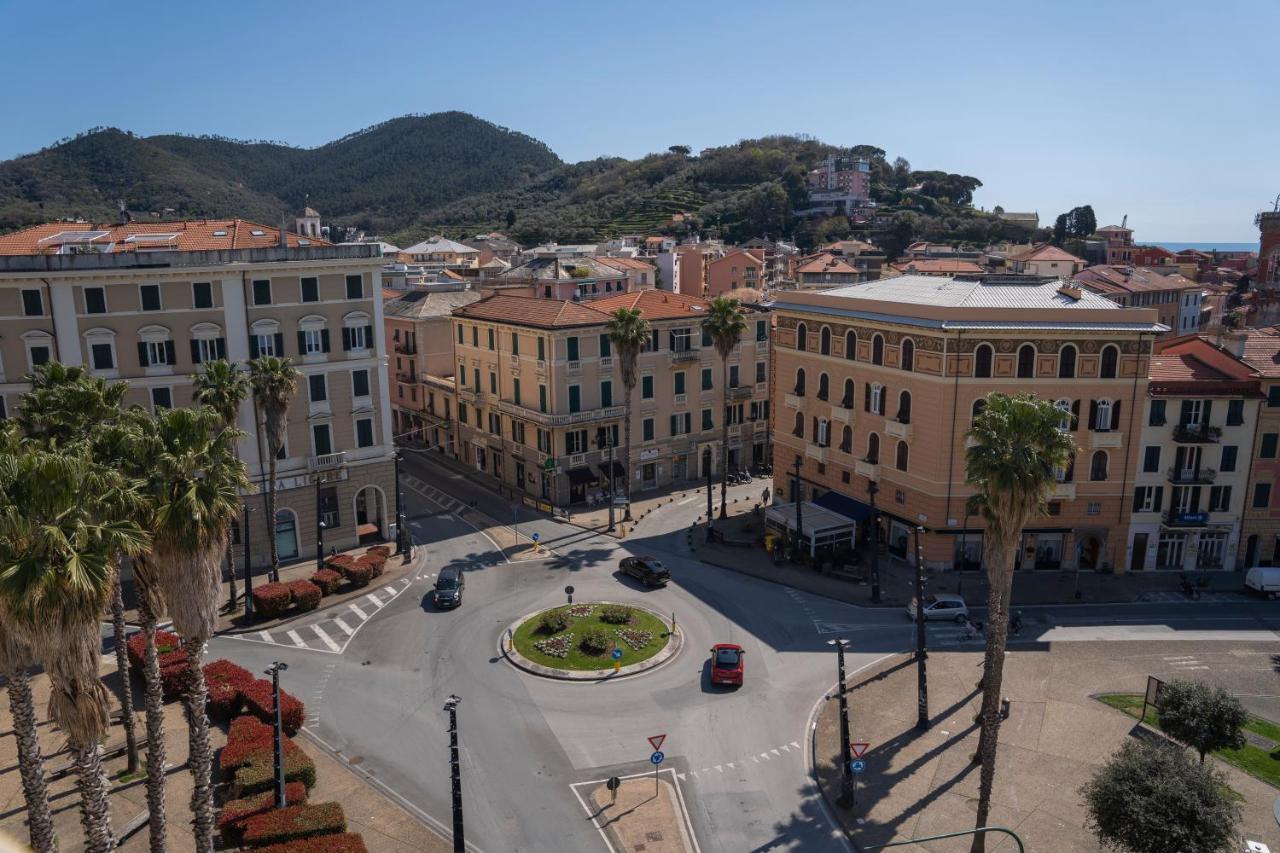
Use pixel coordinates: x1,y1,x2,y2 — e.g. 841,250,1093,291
814,490,871,523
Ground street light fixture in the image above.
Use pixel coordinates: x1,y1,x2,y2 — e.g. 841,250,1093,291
242,505,255,618
264,662,289,808
443,694,464,853
827,638,854,808
317,520,327,570
914,525,930,731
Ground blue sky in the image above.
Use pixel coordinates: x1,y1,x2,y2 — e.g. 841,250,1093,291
1,0,1276,241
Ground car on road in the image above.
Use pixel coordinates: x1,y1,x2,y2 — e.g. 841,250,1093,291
1245,566,1280,598
433,566,465,608
710,643,744,686
907,593,969,623
619,556,670,587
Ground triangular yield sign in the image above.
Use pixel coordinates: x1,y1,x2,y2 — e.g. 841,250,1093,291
850,742,870,758
648,734,667,752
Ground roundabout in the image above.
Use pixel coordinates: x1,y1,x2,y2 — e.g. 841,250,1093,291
502,600,683,680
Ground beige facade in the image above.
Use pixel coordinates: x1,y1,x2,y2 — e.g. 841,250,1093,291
450,293,772,507
0,222,397,568
705,250,765,302
770,275,1163,574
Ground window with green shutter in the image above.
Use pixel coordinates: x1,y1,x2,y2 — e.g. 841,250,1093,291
642,375,654,399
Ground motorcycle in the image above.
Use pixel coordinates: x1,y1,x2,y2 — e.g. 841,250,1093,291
1178,573,1201,601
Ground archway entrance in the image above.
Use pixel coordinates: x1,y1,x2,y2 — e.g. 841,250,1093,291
275,509,299,561
1078,535,1102,570
354,485,387,544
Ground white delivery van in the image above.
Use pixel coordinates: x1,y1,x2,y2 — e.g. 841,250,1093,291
1244,566,1280,598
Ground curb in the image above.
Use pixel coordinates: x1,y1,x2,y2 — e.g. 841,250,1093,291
499,601,683,682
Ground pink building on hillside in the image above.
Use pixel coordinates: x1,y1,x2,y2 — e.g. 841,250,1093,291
705,249,765,302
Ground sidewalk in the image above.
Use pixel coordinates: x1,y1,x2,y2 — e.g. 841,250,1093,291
582,776,695,853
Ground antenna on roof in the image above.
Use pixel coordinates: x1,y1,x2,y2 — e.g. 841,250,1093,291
116,199,130,225
1121,214,1128,229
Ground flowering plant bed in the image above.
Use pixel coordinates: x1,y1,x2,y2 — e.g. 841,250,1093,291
204,659,254,719
325,553,356,572
260,832,369,853
126,629,183,671
233,747,317,796
217,783,307,842
241,801,345,846
288,580,322,612
309,569,343,595
252,582,293,619
241,679,306,736
512,603,669,671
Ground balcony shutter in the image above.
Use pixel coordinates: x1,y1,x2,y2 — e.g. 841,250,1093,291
321,329,331,352
880,385,888,415
365,325,373,348
1064,456,1075,482
137,342,149,368
1202,400,1213,425
864,384,871,411
249,336,260,359
297,331,307,355
1133,488,1144,512
190,340,202,364
274,333,284,356
342,328,352,351
1088,400,1098,430
165,340,176,365
216,338,227,360
1071,400,1080,430
1180,400,1193,426
1110,400,1122,431
1153,486,1164,512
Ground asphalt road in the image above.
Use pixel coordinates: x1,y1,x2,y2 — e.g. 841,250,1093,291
207,452,1280,852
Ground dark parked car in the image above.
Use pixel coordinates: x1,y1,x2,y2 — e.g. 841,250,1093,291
619,556,670,587
433,566,465,608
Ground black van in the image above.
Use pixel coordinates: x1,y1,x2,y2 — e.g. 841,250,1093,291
434,566,465,608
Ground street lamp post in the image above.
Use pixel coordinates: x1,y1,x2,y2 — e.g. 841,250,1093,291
394,451,407,555
243,505,255,618
265,662,289,808
443,694,465,853
829,638,854,807
914,525,930,731
317,520,326,570
704,448,714,536
607,427,616,533
868,481,881,603
793,456,804,561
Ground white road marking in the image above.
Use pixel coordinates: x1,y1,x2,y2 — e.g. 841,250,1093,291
333,617,355,636
760,752,771,760
311,625,341,652
258,630,272,642
286,630,306,648
365,593,383,608
348,603,368,620
383,585,398,597
676,497,697,506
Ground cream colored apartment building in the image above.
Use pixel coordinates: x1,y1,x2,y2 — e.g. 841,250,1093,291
770,274,1165,574
450,291,771,506
0,219,397,566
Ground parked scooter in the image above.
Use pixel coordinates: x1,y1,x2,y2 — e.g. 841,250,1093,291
1178,573,1202,601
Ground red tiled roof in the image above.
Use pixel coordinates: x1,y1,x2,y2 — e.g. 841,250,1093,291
0,219,330,256
591,290,714,320
891,259,985,275
1148,334,1262,397
708,249,764,270
1074,265,1199,294
597,256,656,271
1008,243,1086,264
1239,327,1280,378
452,294,609,328
797,252,858,275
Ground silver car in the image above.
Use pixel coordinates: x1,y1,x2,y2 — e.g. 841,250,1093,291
907,593,969,623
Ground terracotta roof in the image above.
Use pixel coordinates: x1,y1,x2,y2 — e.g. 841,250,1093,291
797,252,858,275
452,294,610,329
590,290,714,321
1074,265,1200,295
597,256,656,271
891,259,986,275
708,249,764,270
381,288,400,301
1007,243,1086,264
386,289,483,319
0,219,330,256
1238,327,1280,378
1148,334,1262,396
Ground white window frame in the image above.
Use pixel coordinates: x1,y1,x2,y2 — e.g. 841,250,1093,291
139,324,173,376
84,327,119,378
251,319,280,358
300,315,328,364
1055,399,1072,432
1096,399,1113,431
150,386,174,412
190,322,223,365
870,383,883,415
351,368,372,409
343,311,372,356
20,330,53,376
308,371,330,415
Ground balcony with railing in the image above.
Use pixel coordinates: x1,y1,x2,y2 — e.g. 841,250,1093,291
498,399,625,428
670,348,700,364
727,384,753,400
1172,423,1221,443
1167,466,1217,484
886,418,912,440
308,451,347,471
396,371,418,384
394,342,417,355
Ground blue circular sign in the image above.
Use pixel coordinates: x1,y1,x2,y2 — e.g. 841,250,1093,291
650,751,664,765
612,648,623,660
850,759,866,774
532,532,541,542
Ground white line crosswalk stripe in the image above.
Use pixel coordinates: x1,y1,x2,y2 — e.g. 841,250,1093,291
348,603,367,620
365,593,383,608
333,617,355,636
286,630,306,648
311,625,341,652
383,586,398,597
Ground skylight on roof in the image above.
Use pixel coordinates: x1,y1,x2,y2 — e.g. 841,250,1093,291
250,229,266,237
123,233,178,243
297,239,311,246
39,230,109,244
212,230,228,237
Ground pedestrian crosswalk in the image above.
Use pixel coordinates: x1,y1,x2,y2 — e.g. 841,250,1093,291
1138,590,1247,604
227,575,424,654
402,474,470,515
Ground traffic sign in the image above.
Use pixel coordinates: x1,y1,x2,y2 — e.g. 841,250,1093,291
648,734,667,752
564,585,574,595
850,742,870,758
650,751,664,765
612,648,623,660
850,759,866,774
606,776,621,791
532,532,541,542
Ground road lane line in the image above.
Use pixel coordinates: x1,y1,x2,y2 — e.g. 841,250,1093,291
333,617,355,636
311,625,341,652
365,593,383,608
348,603,367,620
285,630,306,648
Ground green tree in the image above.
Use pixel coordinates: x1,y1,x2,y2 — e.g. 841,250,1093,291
192,359,250,610
1053,212,1069,246
964,393,1074,852
505,208,516,229
1082,740,1239,853
702,297,747,520
1156,680,1248,763
248,356,300,581
668,145,691,157
606,308,650,522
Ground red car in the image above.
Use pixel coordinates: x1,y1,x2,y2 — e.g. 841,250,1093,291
710,643,745,686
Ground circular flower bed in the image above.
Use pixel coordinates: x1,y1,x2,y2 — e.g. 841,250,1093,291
511,603,670,671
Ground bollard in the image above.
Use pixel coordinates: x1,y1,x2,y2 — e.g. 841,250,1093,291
1000,698,1011,720
671,611,677,634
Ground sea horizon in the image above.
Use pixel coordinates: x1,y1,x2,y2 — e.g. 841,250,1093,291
1140,241,1257,253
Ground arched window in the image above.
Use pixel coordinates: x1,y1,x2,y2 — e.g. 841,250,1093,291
901,338,915,372
1090,450,1109,481
870,383,883,415
1055,399,1073,432
872,334,885,366
897,390,912,424
866,432,880,464
796,322,808,351
793,411,804,437
1017,344,1036,378
840,425,852,453
974,343,993,378
841,378,854,408
820,326,831,356
845,330,857,360
972,398,987,420
896,441,909,472
1058,344,1077,379
794,368,806,395
250,318,283,359
297,315,329,362
1100,345,1119,379
817,372,830,401
137,324,174,372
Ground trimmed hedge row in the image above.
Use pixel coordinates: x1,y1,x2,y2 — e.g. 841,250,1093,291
260,833,369,853
250,545,394,621
205,659,254,720
233,744,317,796
242,679,305,736
251,583,293,619
309,569,342,595
288,580,321,612
126,630,190,699
220,715,304,772
242,802,346,847
217,783,307,843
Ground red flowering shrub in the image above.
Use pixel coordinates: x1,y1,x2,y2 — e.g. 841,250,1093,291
241,802,346,846
205,660,254,719
233,748,317,796
220,716,275,771
126,629,182,671
355,554,385,579
217,783,306,841
160,662,189,700
365,545,391,559
344,562,373,588
325,553,355,572
241,679,305,736
309,570,342,595
260,832,368,853
288,580,321,612
252,583,293,619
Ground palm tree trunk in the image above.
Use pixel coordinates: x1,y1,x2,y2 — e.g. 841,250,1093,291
719,359,729,520
183,639,215,853
225,540,237,611
266,456,280,582
5,665,56,852
138,599,168,853
110,565,139,774
622,389,633,521
970,542,1015,853
71,741,115,853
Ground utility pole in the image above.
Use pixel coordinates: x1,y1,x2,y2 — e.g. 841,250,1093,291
266,662,289,808
868,481,881,603
705,448,714,536
793,456,803,560
914,525,929,731
394,450,409,556
315,473,327,570
443,694,465,853
243,505,255,617
607,426,616,532
829,638,854,807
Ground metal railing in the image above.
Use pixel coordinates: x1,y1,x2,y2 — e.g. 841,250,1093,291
1166,465,1216,484
1172,423,1222,443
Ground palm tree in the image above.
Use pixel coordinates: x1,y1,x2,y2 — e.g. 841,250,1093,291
144,406,247,853
702,297,747,520
964,392,1073,852
0,447,148,853
0,588,56,851
606,308,650,521
248,357,299,581
193,359,250,610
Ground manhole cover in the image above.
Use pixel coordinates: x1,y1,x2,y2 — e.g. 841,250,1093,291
645,831,664,842
348,755,364,766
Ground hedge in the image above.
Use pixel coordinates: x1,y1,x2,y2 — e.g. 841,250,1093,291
205,660,254,720
259,832,368,853
233,747,317,796
288,580,321,612
220,715,302,772
241,802,346,847
217,783,307,842
354,554,385,579
365,545,391,559
309,569,342,596
252,583,293,619
344,562,373,588
242,679,305,736
325,554,356,572
126,629,183,672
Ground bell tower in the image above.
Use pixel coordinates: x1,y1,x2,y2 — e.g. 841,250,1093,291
1258,195,1280,288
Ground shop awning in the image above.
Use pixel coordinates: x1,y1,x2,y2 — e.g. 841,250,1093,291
567,466,597,486
597,460,626,479
813,490,872,523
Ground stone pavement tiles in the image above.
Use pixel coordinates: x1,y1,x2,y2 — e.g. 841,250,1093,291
815,644,1280,852
584,776,695,853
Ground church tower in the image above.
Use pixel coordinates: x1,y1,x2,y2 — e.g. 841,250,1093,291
295,205,322,239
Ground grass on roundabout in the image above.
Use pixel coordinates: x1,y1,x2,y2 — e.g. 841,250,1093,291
512,602,671,671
